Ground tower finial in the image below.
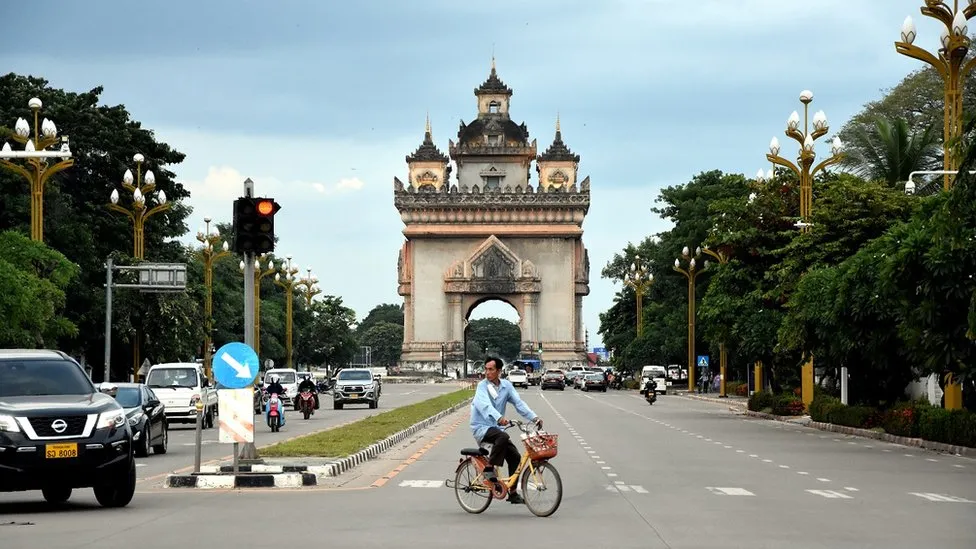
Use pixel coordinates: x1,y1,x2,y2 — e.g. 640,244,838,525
556,112,560,132
491,54,495,72
425,111,431,135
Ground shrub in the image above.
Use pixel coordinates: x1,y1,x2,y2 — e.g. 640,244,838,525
772,394,806,416
918,408,976,448
881,401,928,438
809,394,843,422
735,383,748,397
623,379,640,390
726,381,745,396
748,391,776,412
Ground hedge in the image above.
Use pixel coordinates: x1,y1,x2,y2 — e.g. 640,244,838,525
810,394,976,448
748,391,805,416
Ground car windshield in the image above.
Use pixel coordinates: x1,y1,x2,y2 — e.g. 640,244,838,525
510,370,525,375
147,368,199,389
112,387,142,408
0,359,94,397
586,374,602,380
338,370,371,381
266,372,297,384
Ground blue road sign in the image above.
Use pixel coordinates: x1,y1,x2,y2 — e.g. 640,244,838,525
697,355,710,369
213,342,260,389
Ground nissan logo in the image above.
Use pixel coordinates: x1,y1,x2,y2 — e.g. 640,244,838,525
51,419,67,434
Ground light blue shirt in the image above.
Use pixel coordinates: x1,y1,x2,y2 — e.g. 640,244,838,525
470,378,537,442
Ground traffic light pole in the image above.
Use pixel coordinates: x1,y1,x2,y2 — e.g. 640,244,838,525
238,179,260,465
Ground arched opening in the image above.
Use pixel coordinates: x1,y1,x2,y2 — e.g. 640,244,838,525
488,101,500,114
463,297,521,377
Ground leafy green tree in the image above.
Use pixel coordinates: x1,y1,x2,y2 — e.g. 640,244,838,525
844,118,940,187
359,321,404,367
0,231,79,347
356,303,404,336
466,317,520,363
295,296,358,367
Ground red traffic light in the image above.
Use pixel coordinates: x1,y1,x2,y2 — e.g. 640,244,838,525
256,199,275,216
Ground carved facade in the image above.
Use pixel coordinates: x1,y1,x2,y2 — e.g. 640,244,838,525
394,61,590,372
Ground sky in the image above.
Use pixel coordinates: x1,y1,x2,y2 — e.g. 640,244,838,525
0,0,939,350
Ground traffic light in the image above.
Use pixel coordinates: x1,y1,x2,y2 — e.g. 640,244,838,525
232,196,281,255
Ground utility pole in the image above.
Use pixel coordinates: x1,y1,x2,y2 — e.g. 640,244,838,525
239,178,260,463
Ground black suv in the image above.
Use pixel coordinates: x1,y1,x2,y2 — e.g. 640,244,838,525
0,349,136,507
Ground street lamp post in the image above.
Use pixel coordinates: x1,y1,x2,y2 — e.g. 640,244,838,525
699,247,730,397
896,1,976,190
274,255,301,369
107,153,170,381
196,218,230,381
0,97,73,242
674,246,709,393
765,90,844,233
623,255,654,337
297,268,321,306
239,257,276,356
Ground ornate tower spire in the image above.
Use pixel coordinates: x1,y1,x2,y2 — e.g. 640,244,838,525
537,114,581,192
405,116,450,190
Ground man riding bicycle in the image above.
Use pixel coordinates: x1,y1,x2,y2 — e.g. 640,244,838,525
470,356,542,505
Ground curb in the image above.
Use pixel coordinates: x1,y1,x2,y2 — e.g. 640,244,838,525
680,393,749,410
323,398,472,477
198,464,334,475
166,472,318,489
806,420,975,457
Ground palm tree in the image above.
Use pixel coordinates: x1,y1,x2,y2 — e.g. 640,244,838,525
843,117,940,189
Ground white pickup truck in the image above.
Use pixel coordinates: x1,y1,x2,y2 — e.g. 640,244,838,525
145,362,218,428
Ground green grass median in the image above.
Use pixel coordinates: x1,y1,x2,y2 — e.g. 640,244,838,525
260,388,475,458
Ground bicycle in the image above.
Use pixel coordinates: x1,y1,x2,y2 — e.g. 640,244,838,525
445,420,563,517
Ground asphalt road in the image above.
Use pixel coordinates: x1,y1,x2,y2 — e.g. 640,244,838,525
2,386,973,549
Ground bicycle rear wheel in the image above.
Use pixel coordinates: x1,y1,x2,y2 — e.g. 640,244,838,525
520,461,562,517
454,459,492,514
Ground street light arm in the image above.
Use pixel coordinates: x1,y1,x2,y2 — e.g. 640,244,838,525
5,134,61,151
673,265,689,278
785,128,806,147
963,54,976,78
967,3,976,19
143,202,171,221
920,4,955,29
812,152,845,179
766,153,801,178
38,159,75,188
700,247,728,264
895,42,949,78
106,203,135,220
0,158,33,181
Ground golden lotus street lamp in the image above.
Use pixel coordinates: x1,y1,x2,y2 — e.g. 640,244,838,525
0,97,73,242
196,217,231,381
699,247,730,397
108,153,171,379
274,255,301,369
896,1,976,190
674,246,709,393
297,268,321,306
239,256,276,356
623,255,654,337
766,90,844,233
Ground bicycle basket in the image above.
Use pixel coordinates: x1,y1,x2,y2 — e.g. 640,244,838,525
524,433,558,460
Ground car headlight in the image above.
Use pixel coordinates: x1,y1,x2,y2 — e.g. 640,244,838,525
0,414,20,433
97,409,126,430
127,412,145,426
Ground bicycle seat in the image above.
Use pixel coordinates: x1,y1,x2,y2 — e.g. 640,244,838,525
460,447,489,457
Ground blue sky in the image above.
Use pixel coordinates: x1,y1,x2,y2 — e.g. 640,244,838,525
1,1,936,349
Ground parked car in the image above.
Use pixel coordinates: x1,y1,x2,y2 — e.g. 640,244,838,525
145,362,217,428
100,382,168,457
332,368,380,409
541,370,566,390
0,349,136,507
507,369,529,388
582,373,607,392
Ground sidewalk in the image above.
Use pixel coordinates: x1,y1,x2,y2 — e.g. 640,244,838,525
677,390,749,410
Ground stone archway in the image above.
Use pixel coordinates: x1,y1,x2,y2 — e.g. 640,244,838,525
462,295,522,372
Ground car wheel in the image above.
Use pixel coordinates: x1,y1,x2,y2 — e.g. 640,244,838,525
153,422,168,455
93,460,136,508
42,486,72,504
136,427,151,457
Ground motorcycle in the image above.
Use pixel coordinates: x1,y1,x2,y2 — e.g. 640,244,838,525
644,383,657,405
297,390,315,420
265,392,286,432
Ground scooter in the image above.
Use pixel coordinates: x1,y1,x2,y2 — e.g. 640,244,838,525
297,390,315,420
644,383,657,405
265,392,286,432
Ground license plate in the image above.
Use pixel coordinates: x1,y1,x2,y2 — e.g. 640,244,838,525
349,394,359,399
45,443,78,459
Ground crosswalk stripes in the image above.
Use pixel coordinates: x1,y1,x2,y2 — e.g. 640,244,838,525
605,482,648,494
707,487,755,496
909,492,974,503
398,480,443,488
807,489,853,499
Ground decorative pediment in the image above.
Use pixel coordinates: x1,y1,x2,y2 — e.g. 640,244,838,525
417,170,438,186
443,235,541,294
548,170,568,187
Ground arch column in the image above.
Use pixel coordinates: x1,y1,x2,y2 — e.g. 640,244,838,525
448,293,464,342
522,293,538,344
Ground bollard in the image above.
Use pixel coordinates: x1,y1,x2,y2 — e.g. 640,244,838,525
840,366,849,405
193,399,204,473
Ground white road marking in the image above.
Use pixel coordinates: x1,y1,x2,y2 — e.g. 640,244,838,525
596,461,606,464
926,458,938,462
607,473,618,477
736,450,745,453
844,487,859,492
909,492,974,503
807,490,852,499
707,487,755,496
601,466,611,470
779,465,789,469
724,445,732,449
630,485,649,493
749,454,759,458
399,480,443,488
798,472,809,475
953,464,965,468
904,454,914,457
817,478,831,482
762,459,773,463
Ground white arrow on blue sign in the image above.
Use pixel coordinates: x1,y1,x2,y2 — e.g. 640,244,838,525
212,342,260,389
697,355,709,369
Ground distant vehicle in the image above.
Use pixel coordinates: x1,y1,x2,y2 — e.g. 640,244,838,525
145,363,217,428
0,349,136,508
541,370,565,391
507,369,529,388
264,368,299,408
640,365,668,395
100,382,168,457
513,359,542,385
582,373,607,392
332,368,380,409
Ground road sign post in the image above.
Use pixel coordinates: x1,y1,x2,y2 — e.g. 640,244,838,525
218,389,255,445
213,341,260,473
193,398,204,473
697,355,709,393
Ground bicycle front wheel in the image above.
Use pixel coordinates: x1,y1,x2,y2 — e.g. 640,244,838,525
520,461,562,517
454,459,492,514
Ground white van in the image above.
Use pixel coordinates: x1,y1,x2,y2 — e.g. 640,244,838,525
264,368,299,408
640,365,668,395
145,362,218,427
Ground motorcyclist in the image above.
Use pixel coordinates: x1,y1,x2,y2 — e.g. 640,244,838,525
265,375,286,398
298,375,319,410
644,378,658,396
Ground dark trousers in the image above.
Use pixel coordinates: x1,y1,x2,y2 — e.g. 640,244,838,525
482,427,521,480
